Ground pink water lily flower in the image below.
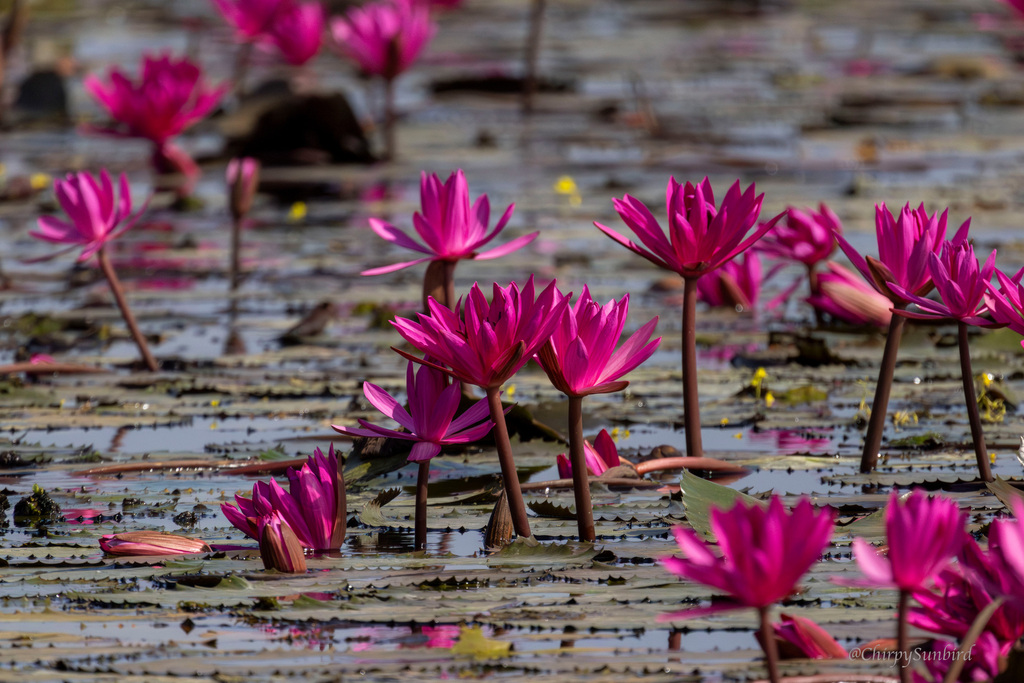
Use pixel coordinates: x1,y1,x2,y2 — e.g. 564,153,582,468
695,251,778,312
363,170,536,275
806,261,892,327
31,170,144,262
758,204,840,267
392,276,569,390
332,361,496,462
911,634,1002,683
596,177,779,279
888,239,997,326
221,444,345,551
211,0,292,40
910,536,1024,654
834,202,969,305
660,497,834,619
85,54,226,145
537,286,659,397
267,1,324,66
556,429,620,479
985,267,1024,345
331,0,435,80
847,490,966,592
99,531,211,556
987,499,1024,610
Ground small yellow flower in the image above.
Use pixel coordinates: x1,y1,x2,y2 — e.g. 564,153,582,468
30,173,51,191
505,384,516,399
210,399,220,408
210,421,218,430
288,201,307,222
764,391,775,408
553,176,582,207
720,417,729,426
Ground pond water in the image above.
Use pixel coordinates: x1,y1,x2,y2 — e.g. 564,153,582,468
3,0,1024,681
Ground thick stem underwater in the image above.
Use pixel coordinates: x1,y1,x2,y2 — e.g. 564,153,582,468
415,460,429,551
958,321,993,482
681,277,703,459
521,0,546,114
230,216,243,291
383,76,396,162
758,606,781,683
96,247,159,372
898,589,911,683
860,307,906,473
486,387,532,538
567,395,595,542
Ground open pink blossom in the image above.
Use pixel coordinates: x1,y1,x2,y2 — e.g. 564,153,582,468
31,170,144,262
266,1,324,66
985,267,1024,343
659,497,834,619
805,261,892,327
833,202,969,305
221,444,345,551
211,0,291,40
332,361,496,462
758,204,840,267
910,536,1024,655
987,499,1024,609
363,170,536,276
911,634,1002,683
595,177,780,279
888,239,997,327
846,490,966,592
85,53,226,145
392,276,569,389
556,429,620,479
330,0,435,80
536,286,659,397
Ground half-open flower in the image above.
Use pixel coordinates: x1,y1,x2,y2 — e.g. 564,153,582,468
31,170,144,262
555,429,620,478
888,239,997,327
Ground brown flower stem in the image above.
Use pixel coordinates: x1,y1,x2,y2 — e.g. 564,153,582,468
681,276,703,459
230,216,243,291
415,460,429,551
758,606,781,683
567,395,595,542
521,0,546,114
96,247,158,372
897,589,910,683
383,76,396,162
486,386,531,538
859,306,906,473
958,321,993,482
422,259,457,311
